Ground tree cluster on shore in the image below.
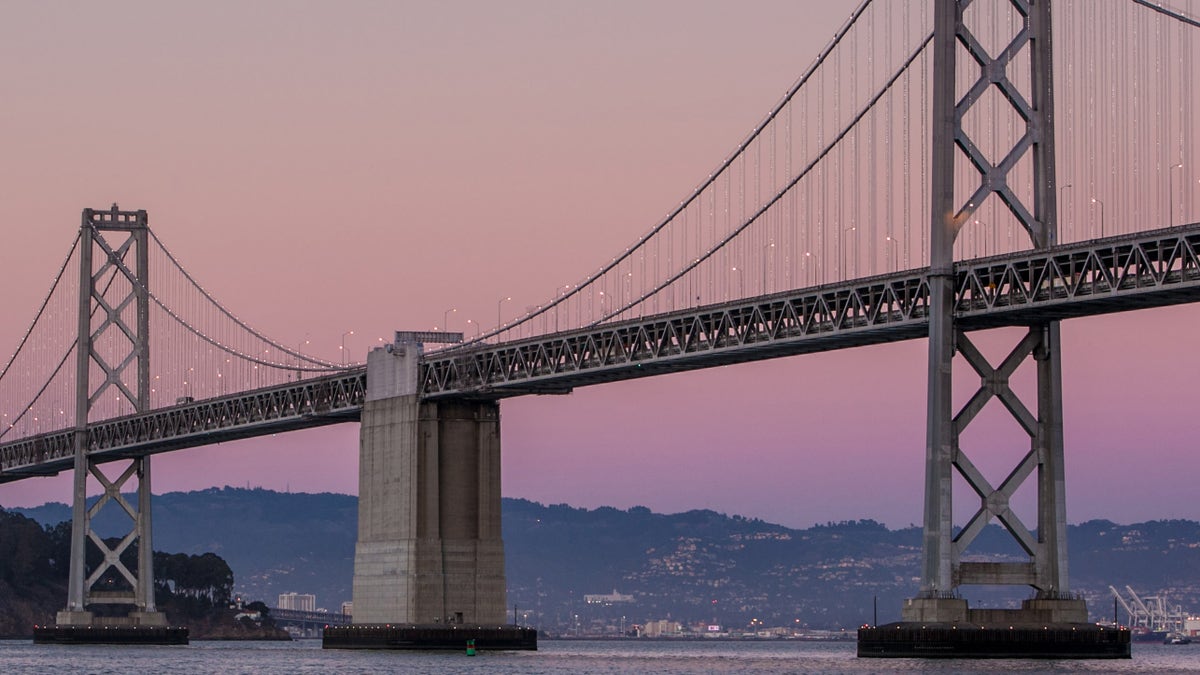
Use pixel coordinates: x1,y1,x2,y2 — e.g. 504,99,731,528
0,508,284,638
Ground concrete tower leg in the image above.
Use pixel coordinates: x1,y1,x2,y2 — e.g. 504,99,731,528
352,339,506,625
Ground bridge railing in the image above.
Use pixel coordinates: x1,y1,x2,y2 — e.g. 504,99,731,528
422,270,937,398
0,370,366,481
269,607,352,627
4,224,1200,474
954,223,1200,327
422,223,1200,398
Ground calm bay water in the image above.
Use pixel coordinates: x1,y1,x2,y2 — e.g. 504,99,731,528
1,638,1198,674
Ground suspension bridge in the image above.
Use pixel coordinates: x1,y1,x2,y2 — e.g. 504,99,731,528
4,0,1199,656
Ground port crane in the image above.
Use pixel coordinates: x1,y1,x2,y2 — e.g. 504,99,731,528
1109,586,1186,634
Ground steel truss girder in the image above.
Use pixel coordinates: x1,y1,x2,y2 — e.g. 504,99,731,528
955,227,1200,321
422,274,933,397
0,371,367,479
421,224,1200,399
3,225,1200,478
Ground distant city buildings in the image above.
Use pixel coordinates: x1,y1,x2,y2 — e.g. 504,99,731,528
585,589,634,605
641,619,682,637
341,601,353,617
278,592,316,612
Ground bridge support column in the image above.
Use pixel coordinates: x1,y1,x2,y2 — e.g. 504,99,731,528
860,1,1125,657
907,323,1079,615
352,335,506,625
50,206,171,636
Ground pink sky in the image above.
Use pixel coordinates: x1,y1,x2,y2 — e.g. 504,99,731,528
0,1,1197,528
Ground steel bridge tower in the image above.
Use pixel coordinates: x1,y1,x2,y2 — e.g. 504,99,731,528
905,0,1082,622
57,205,166,628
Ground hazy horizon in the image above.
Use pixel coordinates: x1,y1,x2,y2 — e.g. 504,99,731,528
6,482,1194,532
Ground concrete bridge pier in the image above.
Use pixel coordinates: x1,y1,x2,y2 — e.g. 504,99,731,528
351,332,506,626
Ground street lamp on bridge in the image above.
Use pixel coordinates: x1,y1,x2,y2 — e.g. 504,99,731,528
1170,163,1184,228
1091,197,1105,238
1059,183,1072,241
295,338,310,381
839,226,856,281
340,330,354,367
442,308,456,332
497,296,512,332
972,220,996,257
762,241,775,294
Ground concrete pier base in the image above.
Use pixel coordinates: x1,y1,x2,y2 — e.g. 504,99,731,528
324,624,536,651
54,609,168,627
54,610,95,626
35,621,187,645
901,597,1088,624
349,338,506,629
861,598,1127,659
40,609,182,645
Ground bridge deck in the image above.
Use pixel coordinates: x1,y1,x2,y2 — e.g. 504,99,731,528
3,223,1199,479
422,223,1200,397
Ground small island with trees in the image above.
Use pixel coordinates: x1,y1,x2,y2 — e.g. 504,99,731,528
0,509,288,639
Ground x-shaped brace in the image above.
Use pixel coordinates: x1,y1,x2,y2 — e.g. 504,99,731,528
951,329,1041,559
84,460,143,592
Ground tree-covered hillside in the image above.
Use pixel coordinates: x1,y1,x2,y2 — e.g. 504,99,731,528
12,489,1200,631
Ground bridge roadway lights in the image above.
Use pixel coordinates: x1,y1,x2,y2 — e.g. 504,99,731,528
33,624,188,646
858,613,1130,658
37,607,186,645
330,333,534,650
859,597,1128,658
859,595,1128,653
38,605,185,645
323,624,536,651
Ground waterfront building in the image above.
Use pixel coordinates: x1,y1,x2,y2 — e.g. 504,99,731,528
584,589,634,605
642,619,682,637
278,592,316,612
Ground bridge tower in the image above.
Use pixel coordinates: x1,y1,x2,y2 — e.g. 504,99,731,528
907,0,1081,622
350,331,507,626
861,0,1128,655
57,205,166,628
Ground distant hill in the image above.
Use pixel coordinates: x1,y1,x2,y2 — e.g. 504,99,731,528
12,489,1200,630
13,488,357,613
0,507,286,638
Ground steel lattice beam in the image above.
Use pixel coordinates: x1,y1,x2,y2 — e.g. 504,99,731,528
4,223,1200,482
422,224,1200,399
0,370,366,481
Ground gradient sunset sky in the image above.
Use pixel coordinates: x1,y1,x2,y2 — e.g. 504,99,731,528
1,1,1197,529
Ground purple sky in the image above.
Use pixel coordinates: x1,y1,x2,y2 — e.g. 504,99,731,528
0,1,1198,528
